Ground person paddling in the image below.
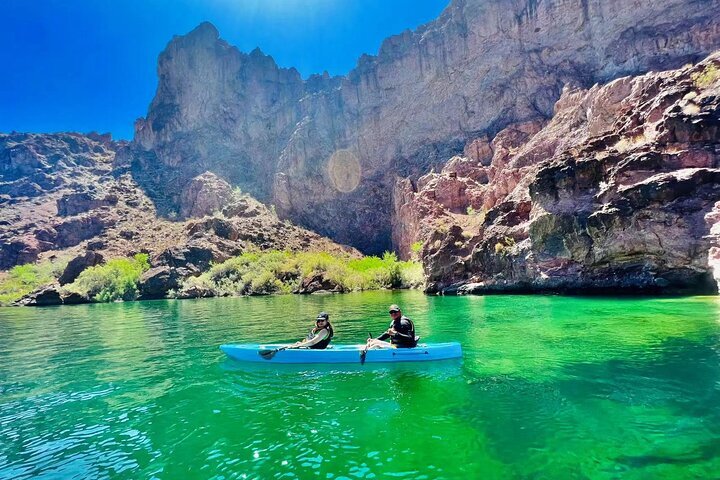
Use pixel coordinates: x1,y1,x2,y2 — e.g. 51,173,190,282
365,304,418,349
289,312,334,350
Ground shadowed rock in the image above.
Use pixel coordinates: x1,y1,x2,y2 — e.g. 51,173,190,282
129,1,720,253
395,53,720,294
58,251,105,285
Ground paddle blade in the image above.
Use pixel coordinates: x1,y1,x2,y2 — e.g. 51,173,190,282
360,349,367,365
258,349,278,360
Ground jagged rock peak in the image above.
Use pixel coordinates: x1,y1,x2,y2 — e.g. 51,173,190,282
181,21,220,43
131,0,720,255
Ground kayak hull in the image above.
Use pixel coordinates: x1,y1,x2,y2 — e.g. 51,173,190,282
220,342,462,364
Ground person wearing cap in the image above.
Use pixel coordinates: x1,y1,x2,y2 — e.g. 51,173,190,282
288,312,334,350
365,304,418,349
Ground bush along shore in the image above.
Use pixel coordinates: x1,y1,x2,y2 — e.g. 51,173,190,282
0,250,424,306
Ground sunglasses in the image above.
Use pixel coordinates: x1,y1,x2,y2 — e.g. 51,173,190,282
389,310,400,314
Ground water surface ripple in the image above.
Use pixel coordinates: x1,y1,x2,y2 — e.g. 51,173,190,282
1,291,720,479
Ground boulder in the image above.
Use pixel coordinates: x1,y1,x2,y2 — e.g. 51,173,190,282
152,244,216,273
186,217,240,241
221,197,262,218
57,191,118,216
61,291,91,305
138,266,182,299
86,239,105,251
176,284,215,299
179,172,233,218
294,273,344,294
58,251,105,285
15,285,63,306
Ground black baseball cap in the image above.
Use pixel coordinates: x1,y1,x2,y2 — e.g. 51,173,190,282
316,312,329,320
388,304,401,313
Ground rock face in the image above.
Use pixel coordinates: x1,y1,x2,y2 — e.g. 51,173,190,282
138,266,183,299
129,0,720,253
394,52,720,294
0,132,119,268
0,132,359,288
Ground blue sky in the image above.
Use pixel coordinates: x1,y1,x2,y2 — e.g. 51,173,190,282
0,0,449,140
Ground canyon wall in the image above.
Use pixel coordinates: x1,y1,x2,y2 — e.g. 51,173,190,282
395,52,720,293
129,0,720,254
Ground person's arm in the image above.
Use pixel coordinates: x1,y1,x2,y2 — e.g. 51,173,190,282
293,329,328,348
377,320,395,341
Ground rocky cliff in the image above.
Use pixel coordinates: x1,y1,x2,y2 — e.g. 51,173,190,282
0,132,355,300
394,52,720,294
130,0,720,254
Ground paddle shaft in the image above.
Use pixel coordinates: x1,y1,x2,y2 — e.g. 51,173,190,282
360,332,373,365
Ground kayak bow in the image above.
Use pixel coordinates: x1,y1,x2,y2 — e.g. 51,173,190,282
220,342,462,364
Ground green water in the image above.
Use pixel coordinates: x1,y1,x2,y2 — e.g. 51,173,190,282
1,291,720,479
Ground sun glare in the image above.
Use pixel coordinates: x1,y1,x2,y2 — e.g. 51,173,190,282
208,0,338,19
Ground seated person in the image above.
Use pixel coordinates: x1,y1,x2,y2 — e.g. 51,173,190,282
365,304,417,349
289,312,334,349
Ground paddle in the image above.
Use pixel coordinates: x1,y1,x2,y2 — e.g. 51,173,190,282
259,345,292,360
360,332,373,365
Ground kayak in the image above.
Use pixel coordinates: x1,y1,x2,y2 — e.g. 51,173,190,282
219,342,462,364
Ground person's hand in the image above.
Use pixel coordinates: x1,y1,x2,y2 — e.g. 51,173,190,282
388,328,397,335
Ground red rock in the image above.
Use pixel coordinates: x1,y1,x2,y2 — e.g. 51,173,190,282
128,2,720,253
395,52,720,294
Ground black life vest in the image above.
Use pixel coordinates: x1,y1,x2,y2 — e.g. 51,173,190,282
390,316,417,348
308,323,334,350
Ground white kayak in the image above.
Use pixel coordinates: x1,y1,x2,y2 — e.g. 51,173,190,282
220,342,462,364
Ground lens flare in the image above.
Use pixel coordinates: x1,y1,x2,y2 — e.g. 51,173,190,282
327,149,361,193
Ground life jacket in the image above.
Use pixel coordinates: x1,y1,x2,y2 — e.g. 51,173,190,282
390,316,417,348
308,323,334,349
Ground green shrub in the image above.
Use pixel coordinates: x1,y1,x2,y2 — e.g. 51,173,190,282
0,257,70,306
179,249,425,297
410,241,423,254
66,253,150,302
693,63,720,88
399,260,424,288
250,270,282,294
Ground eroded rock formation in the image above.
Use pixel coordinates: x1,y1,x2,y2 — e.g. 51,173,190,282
0,133,357,286
394,53,720,294
4,0,720,297
129,0,720,253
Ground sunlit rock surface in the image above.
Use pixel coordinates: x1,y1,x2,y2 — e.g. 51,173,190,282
0,133,356,276
130,0,720,254
395,53,720,294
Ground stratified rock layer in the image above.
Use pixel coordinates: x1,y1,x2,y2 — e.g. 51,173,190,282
130,0,720,253
394,52,720,294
